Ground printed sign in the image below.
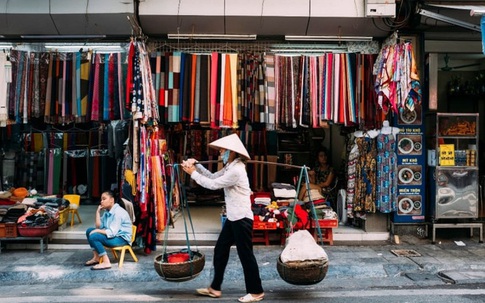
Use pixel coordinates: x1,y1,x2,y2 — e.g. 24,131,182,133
439,144,455,166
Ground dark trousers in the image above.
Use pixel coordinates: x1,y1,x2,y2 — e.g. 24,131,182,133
210,217,264,294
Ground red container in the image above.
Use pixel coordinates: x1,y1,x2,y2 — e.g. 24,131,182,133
254,220,277,230
0,223,18,238
18,221,58,237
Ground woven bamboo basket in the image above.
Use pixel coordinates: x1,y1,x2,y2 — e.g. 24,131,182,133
276,255,329,285
154,251,205,282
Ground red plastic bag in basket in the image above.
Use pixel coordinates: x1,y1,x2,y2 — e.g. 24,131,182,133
167,252,190,263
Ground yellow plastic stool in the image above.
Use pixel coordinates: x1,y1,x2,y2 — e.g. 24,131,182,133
102,225,139,268
63,194,82,227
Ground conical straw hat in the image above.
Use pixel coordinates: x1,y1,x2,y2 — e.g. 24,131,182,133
209,133,251,160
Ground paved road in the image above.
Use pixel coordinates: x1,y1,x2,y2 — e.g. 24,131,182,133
1,235,485,302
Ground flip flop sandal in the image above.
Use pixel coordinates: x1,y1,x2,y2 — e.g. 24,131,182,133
91,264,111,270
84,259,99,266
238,293,264,302
196,288,221,298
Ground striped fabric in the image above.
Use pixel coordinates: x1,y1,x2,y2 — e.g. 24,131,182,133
263,53,275,130
3,45,388,132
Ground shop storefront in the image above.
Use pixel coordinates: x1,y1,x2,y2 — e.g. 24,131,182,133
0,0,484,252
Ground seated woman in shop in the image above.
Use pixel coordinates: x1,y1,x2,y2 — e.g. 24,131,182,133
298,148,336,203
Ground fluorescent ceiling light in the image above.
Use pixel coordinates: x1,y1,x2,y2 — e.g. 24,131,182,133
269,44,347,53
21,35,107,39
418,8,481,32
285,35,373,42
167,34,257,40
44,43,126,52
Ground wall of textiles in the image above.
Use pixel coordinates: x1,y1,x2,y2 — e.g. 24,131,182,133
1,42,387,133
2,50,131,126
147,50,381,130
11,122,128,198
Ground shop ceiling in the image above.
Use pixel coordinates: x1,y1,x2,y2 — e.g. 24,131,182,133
0,0,484,55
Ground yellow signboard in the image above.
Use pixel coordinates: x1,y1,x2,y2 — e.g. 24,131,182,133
439,144,455,166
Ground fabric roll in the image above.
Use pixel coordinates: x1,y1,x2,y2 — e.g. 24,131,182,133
112,53,120,120
290,56,298,128
7,50,17,119
189,54,197,122
104,53,112,121
178,51,187,122
219,54,226,126
257,56,265,125
210,52,218,128
339,53,348,125
60,53,67,121
97,53,106,120
91,53,100,121
21,51,28,124
70,52,77,119
117,53,125,120
15,51,25,123
274,55,281,127
198,54,210,125
126,42,135,111
229,53,238,129
300,56,311,127
38,52,49,118
181,53,191,122
347,53,357,125
332,54,340,124
168,51,181,123
194,54,201,123
27,52,36,118
309,56,317,128
74,51,81,118
47,149,54,194
264,54,275,130
80,51,90,119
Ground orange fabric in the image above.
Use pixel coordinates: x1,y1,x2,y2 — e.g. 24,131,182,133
222,54,233,127
151,155,165,232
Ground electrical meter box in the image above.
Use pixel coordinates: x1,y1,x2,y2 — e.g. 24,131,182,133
365,0,396,18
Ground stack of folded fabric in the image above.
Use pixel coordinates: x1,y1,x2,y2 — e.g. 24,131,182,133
272,182,297,199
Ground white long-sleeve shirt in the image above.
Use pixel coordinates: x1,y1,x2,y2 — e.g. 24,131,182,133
191,158,253,221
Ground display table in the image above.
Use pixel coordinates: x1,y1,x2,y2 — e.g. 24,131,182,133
309,218,338,245
0,235,50,253
431,222,483,244
0,222,58,253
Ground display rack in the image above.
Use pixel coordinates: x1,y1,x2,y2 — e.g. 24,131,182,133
430,112,482,244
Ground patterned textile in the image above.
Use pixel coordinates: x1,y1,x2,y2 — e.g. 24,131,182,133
376,133,397,213
263,53,275,130
354,136,377,214
346,141,359,218
374,37,420,115
168,52,181,122
3,47,384,131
